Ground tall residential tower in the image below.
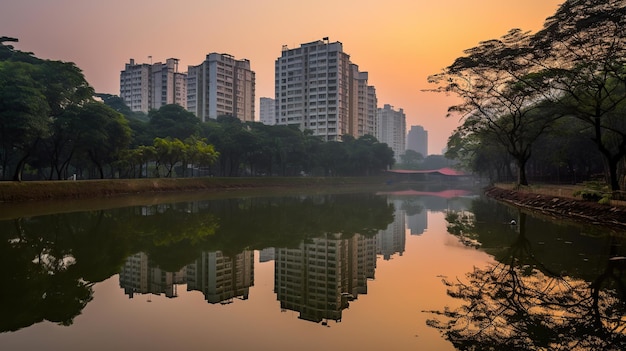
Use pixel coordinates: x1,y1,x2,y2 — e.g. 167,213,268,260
274,39,376,141
187,53,255,122
376,104,406,162
120,58,187,113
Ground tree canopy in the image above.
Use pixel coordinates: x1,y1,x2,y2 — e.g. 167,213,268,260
1,38,394,180
430,0,626,190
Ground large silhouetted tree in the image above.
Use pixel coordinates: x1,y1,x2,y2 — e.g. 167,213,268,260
430,0,626,189
0,61,50,180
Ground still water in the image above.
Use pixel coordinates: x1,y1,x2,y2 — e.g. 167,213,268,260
0,188,624,350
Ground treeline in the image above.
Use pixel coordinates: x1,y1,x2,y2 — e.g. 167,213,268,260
0,38,394,181
430,0,626,191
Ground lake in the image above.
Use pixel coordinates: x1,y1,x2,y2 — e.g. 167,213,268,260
1,187,624,350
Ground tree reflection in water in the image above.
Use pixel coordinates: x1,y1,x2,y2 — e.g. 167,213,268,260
431,209,626,350
0,192,394,333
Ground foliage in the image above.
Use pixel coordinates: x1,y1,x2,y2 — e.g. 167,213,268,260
0,39,395,181
397,149,423,169
430,0,626,190
0,61,51,180
573,180,612,203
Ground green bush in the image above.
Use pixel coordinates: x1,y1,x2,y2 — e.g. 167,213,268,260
574,181,611,203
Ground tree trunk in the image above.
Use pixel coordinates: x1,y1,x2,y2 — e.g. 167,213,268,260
12,156,28,181
517,158,529,186
607,155,621,191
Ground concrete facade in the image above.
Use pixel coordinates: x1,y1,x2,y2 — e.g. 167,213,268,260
187,53,255,122
120,58,187,113
275,39,375,141
376,104,406,162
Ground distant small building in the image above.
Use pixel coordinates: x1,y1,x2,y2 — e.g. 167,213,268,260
377,104,406,163
406,125,428,157
260,97,275,125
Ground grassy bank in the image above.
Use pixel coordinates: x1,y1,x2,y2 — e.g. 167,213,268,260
0,177,390,203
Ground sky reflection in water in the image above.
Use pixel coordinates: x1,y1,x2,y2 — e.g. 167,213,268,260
0,190,623,350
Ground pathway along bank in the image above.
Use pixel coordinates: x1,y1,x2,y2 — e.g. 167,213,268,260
484,186,626,232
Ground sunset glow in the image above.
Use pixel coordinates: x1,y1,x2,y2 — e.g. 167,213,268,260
1,0,563,153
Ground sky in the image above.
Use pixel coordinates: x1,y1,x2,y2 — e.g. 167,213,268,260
1,0,563,154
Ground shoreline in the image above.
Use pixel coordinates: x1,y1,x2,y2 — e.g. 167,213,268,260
0,177,389,203
0,177,392,220
484,186,626,232
2,178,624,231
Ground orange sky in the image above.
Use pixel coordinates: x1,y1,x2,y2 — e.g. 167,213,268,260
1,0,563,154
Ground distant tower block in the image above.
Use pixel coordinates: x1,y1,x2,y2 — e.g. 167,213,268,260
406,125,428,157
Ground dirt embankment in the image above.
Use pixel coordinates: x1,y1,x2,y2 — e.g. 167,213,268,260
484,186,626,231
0,177,389,203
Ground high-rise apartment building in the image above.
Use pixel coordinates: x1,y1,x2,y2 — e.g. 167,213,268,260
187,53,255,122
259,97,275,125
151,58,187,110
120,58,187,113
406,125,428,157
377,104,406,162
366,85,378,137
120,59,152,113
349,66,378,138
275,39,376,141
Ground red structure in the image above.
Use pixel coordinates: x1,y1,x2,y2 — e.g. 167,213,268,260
385,167,471,182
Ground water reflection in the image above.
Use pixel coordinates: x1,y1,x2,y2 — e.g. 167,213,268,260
433,197,626,350
109,189,474,328
8,188,622,349
120,251,254,303
117,232,384,323
0,193,394,332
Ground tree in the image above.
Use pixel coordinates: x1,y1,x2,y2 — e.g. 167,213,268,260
446,125,514,182
0,61,51,181
203,116,244,176
0,38,95,181
72,102,132,179
428,29,560,186
96,93,147,121
43,105,83,180
183,136,219,177
36,60,94,118
348,135,394,175
153,137,186,178
319,141,348,176
148,104,201,141
432,0,626,190
399,149,423,168
531,0,626,190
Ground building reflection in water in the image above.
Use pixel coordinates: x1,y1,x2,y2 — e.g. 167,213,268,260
186,250,254,304
118,193,452,323
377,198,407,260
119,250,254,304
274,233,377,324
119,252,186,299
